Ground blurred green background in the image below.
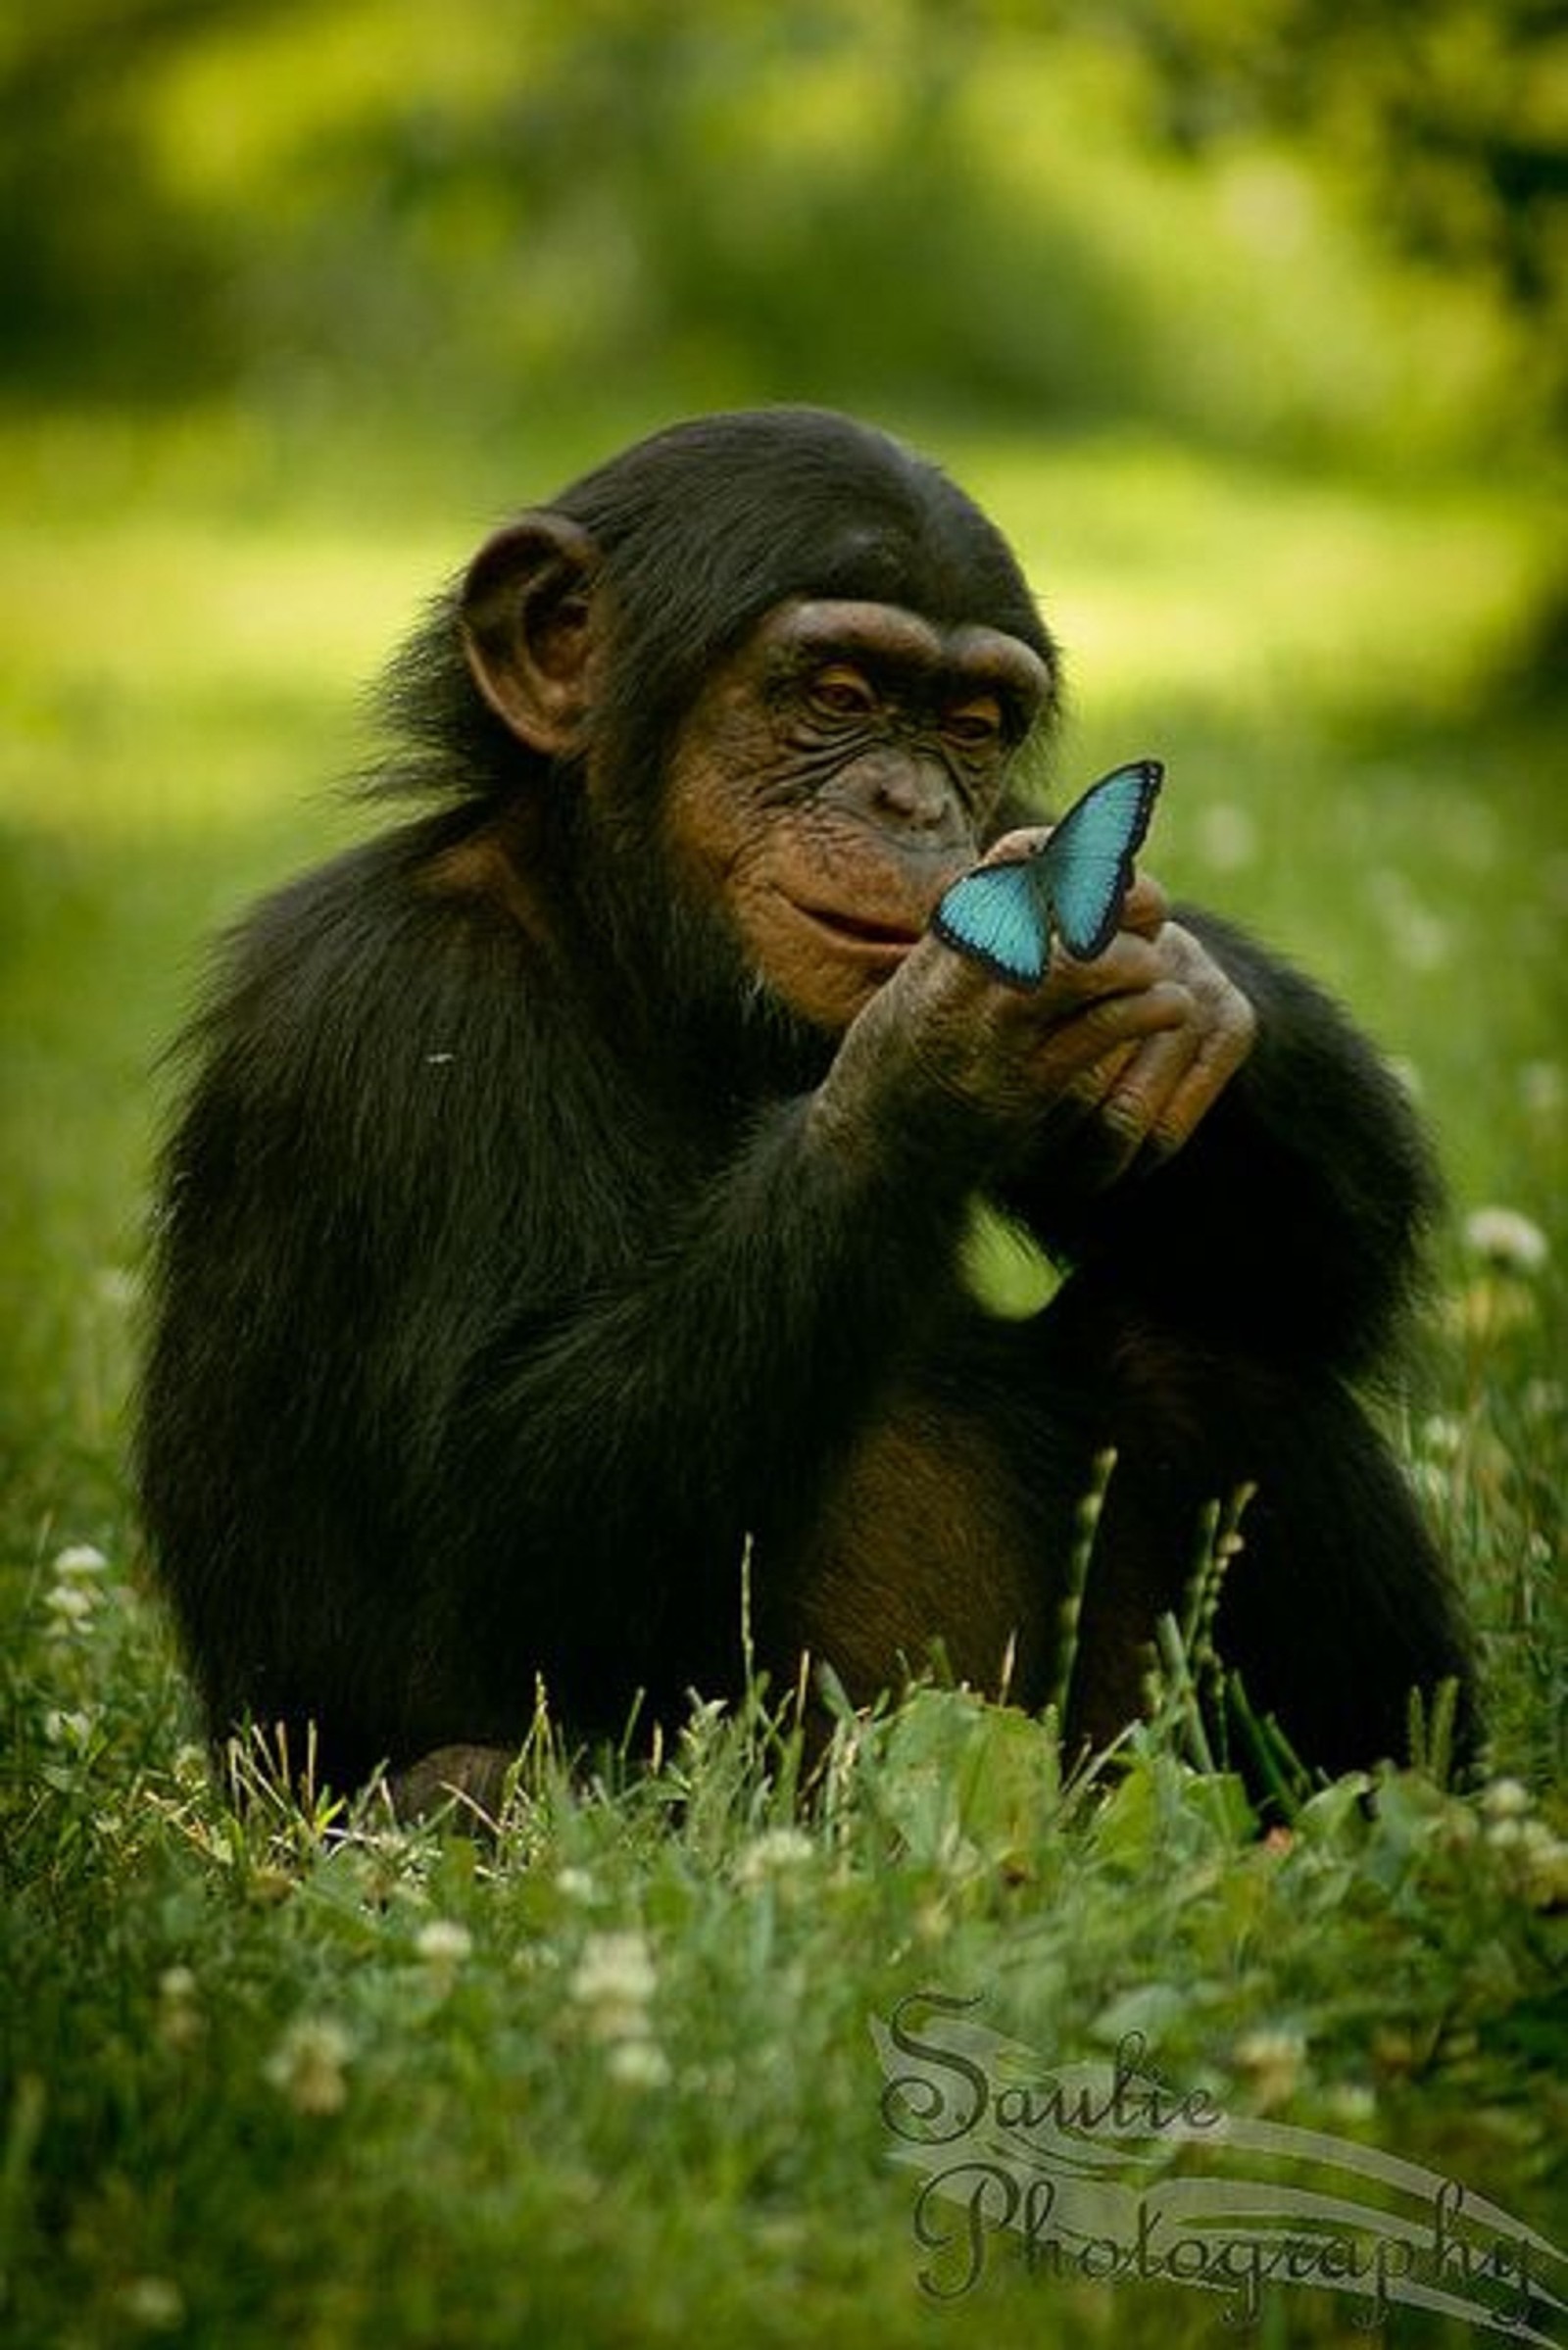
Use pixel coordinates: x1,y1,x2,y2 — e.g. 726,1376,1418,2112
6,0,1566,451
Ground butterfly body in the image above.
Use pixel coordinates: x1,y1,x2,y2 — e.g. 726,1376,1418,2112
932,759,1163,987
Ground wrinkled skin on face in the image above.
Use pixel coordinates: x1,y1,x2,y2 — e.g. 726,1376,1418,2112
459,513,1256,1178
656,597,1254,1183
662,598,1053,1032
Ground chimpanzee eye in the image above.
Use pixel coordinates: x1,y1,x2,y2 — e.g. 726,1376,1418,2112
942,696,1005,751
807,666,878,722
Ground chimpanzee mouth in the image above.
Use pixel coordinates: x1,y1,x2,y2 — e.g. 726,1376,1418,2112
792,901,926,955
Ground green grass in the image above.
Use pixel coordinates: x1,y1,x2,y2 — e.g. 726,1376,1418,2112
2,406,1565,2347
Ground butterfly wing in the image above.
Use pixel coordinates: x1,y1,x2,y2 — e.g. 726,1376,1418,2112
931,758,1163,984
1038,759,1163,960
931,858,1051,988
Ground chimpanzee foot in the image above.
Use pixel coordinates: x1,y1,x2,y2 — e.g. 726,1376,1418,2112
387,1742,518,1825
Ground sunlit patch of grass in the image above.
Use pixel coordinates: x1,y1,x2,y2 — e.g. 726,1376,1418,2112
957,432,1557,721
4,1529,1566,2344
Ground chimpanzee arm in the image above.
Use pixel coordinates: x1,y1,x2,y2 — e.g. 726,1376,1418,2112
999,909,1442,1376
452,1085,968,1550
215,854,989,1578
146,849,991,1737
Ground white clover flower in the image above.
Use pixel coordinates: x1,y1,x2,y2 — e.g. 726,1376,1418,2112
569,1929,658,2043
555,1866,597,1902
414,1919,473,1991
265,2017,352,2115
571,1929,656,2006
45,1583,95,1623
1480,1777,1533,1822
1520,1061,1565,1119
1463,1207,1549,1276
1369,875,1452,972
1519,1823,1568,1911
1477,1792,1568,1907
415,1918,473,1968
605,2036,672,2090
157,1966,204,2050
43,1708,94,1747
1194,804,1259,873
1409,1461,1448,1506
735,1827,815,1886
118,2277,184,2331
1234,2028,1305,2108
53,1542,108,1576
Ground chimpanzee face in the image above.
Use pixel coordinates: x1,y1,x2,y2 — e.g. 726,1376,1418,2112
456,486,1054,1043
661,598,1053,1032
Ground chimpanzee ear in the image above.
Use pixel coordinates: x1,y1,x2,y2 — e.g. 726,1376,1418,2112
461,514,601,758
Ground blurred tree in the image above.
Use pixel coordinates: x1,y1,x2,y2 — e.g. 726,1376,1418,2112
0,0,295,393
1103,0,1568,401
0,0,1556,452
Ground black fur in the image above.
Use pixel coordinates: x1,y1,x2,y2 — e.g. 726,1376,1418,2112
136,409,1472,1792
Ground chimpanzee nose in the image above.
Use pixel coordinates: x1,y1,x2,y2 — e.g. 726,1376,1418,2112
872,756,962,839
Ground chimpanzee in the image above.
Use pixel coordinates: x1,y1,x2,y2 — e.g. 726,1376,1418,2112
136,407,1473,1808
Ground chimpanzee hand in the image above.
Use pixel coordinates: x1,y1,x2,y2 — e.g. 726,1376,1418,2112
817,830,1254,1188
1044,882,1256,1188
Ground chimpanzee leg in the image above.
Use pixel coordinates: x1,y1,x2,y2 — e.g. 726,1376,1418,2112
1017,1269,1476,1777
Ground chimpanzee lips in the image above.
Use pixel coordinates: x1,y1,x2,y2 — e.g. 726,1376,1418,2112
793,900,925,954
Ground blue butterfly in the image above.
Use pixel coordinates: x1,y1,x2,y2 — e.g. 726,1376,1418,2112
931,759,1163,987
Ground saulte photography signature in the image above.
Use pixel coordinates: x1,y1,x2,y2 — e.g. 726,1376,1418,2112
872,1990,1567,2338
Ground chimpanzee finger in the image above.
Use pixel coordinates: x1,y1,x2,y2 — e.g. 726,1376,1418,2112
1140,1014,1256,1157
1024,980,1196,1092
1088,1024,1207,1176
1117,869,1168,940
